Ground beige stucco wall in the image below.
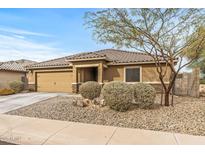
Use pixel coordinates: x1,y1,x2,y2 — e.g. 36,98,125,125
103,64,171,83
103,65,124,82
28,63,171,92
0,71,26,89
28,64,171,84
141,64,170,83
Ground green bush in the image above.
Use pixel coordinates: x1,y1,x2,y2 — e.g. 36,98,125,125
102,81,133,112
79,81,102,100
0,88,15,95
28,87,35,92
133,83,156,108
9,81,24,93
200,79,205,84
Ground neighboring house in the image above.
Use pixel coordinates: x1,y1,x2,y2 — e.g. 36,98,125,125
15,59,37,68
0,60,36,89
27,49,173,93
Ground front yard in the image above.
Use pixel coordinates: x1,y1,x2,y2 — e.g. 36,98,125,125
7,95,205,136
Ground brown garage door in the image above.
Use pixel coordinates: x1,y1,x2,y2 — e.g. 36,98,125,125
37,71,73,93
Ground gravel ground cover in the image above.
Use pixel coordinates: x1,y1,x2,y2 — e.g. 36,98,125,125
7,95,205,136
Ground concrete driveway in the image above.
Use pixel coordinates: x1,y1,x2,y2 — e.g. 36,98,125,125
0,92,67,113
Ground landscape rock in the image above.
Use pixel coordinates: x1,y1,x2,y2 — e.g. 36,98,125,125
72,99,78,106
77,100,84,107
92,98,101,105
83,99,90,107
7,95,205,136
100,99,106,107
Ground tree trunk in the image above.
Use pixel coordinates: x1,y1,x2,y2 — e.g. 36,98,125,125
164,72,177,107
171,86,174,106
164,92,170,106
160,85,163,106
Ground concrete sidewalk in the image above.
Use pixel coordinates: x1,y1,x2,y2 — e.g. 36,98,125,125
0,114,205,145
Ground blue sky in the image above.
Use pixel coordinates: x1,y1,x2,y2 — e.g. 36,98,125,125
0,8,113,62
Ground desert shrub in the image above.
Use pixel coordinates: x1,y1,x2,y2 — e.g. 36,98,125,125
133,83,156,108
0,88,15,95
9,81,24,93
79,81,102,100
101,81,133,112
200,79,205,84
28,86,35,92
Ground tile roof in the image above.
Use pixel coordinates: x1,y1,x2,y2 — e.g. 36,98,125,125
15,59,37,67
94,49,157,64
0,59,36,72
28,49,160,69
0,61,27,72
28,56,71,69
67,52,107,61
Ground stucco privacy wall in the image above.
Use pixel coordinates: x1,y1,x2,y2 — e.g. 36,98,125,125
0,71,26,89
174,68,200,97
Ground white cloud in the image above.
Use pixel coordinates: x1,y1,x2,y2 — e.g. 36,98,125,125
12,34,26,39
0,26,52,37
0,26,67,62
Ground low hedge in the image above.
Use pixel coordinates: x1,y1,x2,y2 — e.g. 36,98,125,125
200,79,205,84
133,83,156,108
9,81,24,93
102,81,133,112
79,81,102,100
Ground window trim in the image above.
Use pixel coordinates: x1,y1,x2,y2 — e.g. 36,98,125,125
124,66,142,83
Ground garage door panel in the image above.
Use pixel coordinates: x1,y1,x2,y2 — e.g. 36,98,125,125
37,72,73,93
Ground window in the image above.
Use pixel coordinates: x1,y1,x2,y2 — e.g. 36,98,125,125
125,67,141,82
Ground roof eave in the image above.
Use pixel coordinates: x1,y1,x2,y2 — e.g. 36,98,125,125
27,64,71,70
0,69,27,73
107,60,178,65
66,57,108,62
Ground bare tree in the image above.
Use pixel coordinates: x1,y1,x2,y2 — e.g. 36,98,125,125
84,8,205,106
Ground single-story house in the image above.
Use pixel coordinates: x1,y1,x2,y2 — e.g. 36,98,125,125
0,60,36,89
27,49,175,93
27,49,173,93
